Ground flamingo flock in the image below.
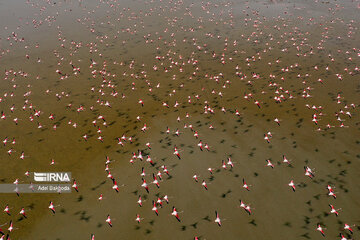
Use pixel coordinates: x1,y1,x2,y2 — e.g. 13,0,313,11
0,0,359,239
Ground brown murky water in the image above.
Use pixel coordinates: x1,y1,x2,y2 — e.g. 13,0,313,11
0,0,359,239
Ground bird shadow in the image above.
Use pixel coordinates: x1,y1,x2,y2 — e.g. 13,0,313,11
132,190,139,196
91,180,106,191
221,189,232,198
27,203,35,210
190,222,198,229
77,195,84,202
284,221,292,227
202,215,211,222
300,232,310,239
249,219,257,226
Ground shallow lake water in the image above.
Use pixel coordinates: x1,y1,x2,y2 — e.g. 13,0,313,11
0,0,359,239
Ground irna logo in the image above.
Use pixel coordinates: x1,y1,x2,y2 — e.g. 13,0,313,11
34,172,71,182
